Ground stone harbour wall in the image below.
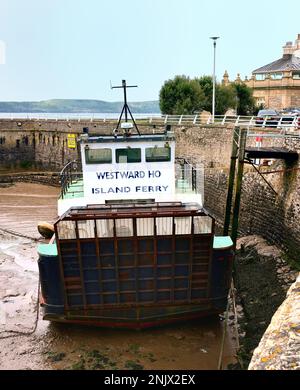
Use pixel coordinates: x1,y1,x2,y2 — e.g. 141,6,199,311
174,125,300,261
248,274,300,370
0,119,120,170
235,235,299,369
0,119,168,170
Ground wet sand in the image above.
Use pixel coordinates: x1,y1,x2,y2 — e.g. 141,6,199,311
0,183,237,370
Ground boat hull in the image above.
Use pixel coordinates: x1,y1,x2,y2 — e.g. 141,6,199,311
37,204,234,329
41,301,224,329
38,245,233,329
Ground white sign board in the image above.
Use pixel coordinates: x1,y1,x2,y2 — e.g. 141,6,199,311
81,141,175,204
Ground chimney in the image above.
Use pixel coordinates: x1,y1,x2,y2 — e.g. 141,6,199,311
283,41,294,55
295,34,300,49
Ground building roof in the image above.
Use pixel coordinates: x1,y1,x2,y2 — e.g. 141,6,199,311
253,54,300,74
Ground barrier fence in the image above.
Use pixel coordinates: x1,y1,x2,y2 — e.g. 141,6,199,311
1,113,299,137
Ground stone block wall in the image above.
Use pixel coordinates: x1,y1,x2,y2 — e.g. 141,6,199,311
0,119,166,170
245,75,300,110
248,274,300,370
174,125,300,261
0,119,126,170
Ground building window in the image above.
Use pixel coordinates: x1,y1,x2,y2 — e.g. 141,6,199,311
116,148,141,163
292,72,300,79
85,148,112,164
255,74,265,81
270,73,283,80
255,97,265,107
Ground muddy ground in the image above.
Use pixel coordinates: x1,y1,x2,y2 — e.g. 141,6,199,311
0,183,237,370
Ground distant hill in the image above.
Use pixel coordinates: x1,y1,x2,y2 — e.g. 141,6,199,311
0,99,160,113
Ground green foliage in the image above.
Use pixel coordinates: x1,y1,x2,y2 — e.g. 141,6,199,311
159,75,206,115
160,74,256,116
215,84,237,115
124,360,144,370
67,349,118,370
19,160,33,169
196,76,236,115
46,351,66,362
254,103,265,115
232,83,256,115
197,76,213,112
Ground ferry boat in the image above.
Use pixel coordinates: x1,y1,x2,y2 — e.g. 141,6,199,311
37,81,234,328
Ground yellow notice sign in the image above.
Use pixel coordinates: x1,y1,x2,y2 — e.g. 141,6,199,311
67,134,76,149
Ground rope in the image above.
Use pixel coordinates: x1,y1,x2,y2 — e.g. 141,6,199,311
217,284,231,370
0,227,42,242
0,276,40,339
217,278,243,370
231,280,240,351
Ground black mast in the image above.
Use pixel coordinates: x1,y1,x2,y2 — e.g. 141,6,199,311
111,79,140,135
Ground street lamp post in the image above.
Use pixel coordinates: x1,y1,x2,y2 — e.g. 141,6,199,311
210,36,219,123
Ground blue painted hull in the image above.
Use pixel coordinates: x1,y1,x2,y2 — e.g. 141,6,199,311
38,243,233,329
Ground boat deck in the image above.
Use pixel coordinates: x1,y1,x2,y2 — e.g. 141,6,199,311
62,179,84,199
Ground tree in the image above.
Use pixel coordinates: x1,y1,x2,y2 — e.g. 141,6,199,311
197,76,213,112
215,84,237,115
197,76,237,115
159,75,206,115
159,74,257,116
232,82,256,115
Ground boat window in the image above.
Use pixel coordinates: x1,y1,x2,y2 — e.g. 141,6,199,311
57,220,76,240
85,148,112,164
193,216,212,234
145,146,171,162
77,220,95,238
96,219,114,238
175,217,192,235
116,148,141,163
115,219,133,237
156,217,173,235
137,218,154,236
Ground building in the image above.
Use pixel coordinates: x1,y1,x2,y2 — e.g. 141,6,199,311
223,34,300,111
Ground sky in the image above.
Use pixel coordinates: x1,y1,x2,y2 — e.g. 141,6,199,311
0,0,299,102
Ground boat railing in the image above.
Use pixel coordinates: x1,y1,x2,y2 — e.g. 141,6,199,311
175,158,204,196
60,160,83,199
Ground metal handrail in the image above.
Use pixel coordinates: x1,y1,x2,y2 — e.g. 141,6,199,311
1,112,300,138
60,160,82,199
1,112,298,126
